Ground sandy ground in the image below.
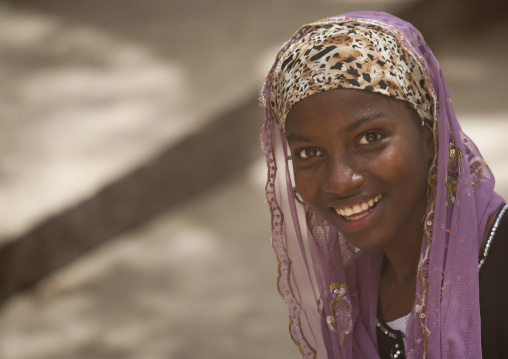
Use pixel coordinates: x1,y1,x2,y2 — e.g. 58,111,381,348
0,1,507,358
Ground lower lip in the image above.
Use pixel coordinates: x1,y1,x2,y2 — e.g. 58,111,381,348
335,197,384,232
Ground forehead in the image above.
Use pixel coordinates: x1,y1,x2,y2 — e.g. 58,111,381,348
285,88,415,135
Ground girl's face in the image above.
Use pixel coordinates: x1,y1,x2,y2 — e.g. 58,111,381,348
285,89,434,250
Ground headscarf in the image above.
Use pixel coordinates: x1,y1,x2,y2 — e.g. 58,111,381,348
259,11,504,359
269,23,433,132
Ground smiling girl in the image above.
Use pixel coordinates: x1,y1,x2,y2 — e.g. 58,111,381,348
260,11,507,359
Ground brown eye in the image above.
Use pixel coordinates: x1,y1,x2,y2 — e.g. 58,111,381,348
359,132,382,145
297,148,321,159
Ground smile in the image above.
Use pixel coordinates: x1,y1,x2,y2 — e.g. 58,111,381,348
335,194,383,221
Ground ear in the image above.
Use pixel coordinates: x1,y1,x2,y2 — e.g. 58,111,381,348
423,124,435,166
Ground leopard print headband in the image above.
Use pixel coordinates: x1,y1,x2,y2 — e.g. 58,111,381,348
269,23,434,131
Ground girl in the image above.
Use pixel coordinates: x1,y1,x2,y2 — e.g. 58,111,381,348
259,11,507,358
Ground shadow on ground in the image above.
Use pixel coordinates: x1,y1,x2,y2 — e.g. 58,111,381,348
0,95,262,302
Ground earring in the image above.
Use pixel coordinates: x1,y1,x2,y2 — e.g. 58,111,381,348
293,187,305,204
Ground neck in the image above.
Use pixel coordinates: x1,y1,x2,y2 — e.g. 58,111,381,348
378,229,422,321
382,227,423,284
383,249,419,285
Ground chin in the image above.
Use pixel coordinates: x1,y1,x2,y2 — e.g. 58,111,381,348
340,236,381,251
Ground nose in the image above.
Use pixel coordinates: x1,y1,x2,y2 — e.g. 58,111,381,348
322,156,364,196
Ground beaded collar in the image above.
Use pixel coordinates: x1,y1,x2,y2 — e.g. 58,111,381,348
376,319,406,358
479,203,508,270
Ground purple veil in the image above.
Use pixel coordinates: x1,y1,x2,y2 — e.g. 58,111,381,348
259,11,504,359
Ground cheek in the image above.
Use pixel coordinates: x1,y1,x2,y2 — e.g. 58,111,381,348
401,154,429,194
374,141,429,190
293,168,320,204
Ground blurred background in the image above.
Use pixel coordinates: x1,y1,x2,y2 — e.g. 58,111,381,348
0,0,506,358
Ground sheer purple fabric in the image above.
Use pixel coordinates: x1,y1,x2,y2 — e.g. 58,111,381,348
259,11,505,359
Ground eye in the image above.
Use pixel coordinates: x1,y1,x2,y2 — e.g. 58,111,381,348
358,131,382,145
297,148,322,159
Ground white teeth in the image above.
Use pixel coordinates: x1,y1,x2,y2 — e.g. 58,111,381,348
335,194,383,220
352,204,362,214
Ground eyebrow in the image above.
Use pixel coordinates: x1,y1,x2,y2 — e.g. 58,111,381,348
286,133,314,144
286,111,388,144
343,111,388,133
